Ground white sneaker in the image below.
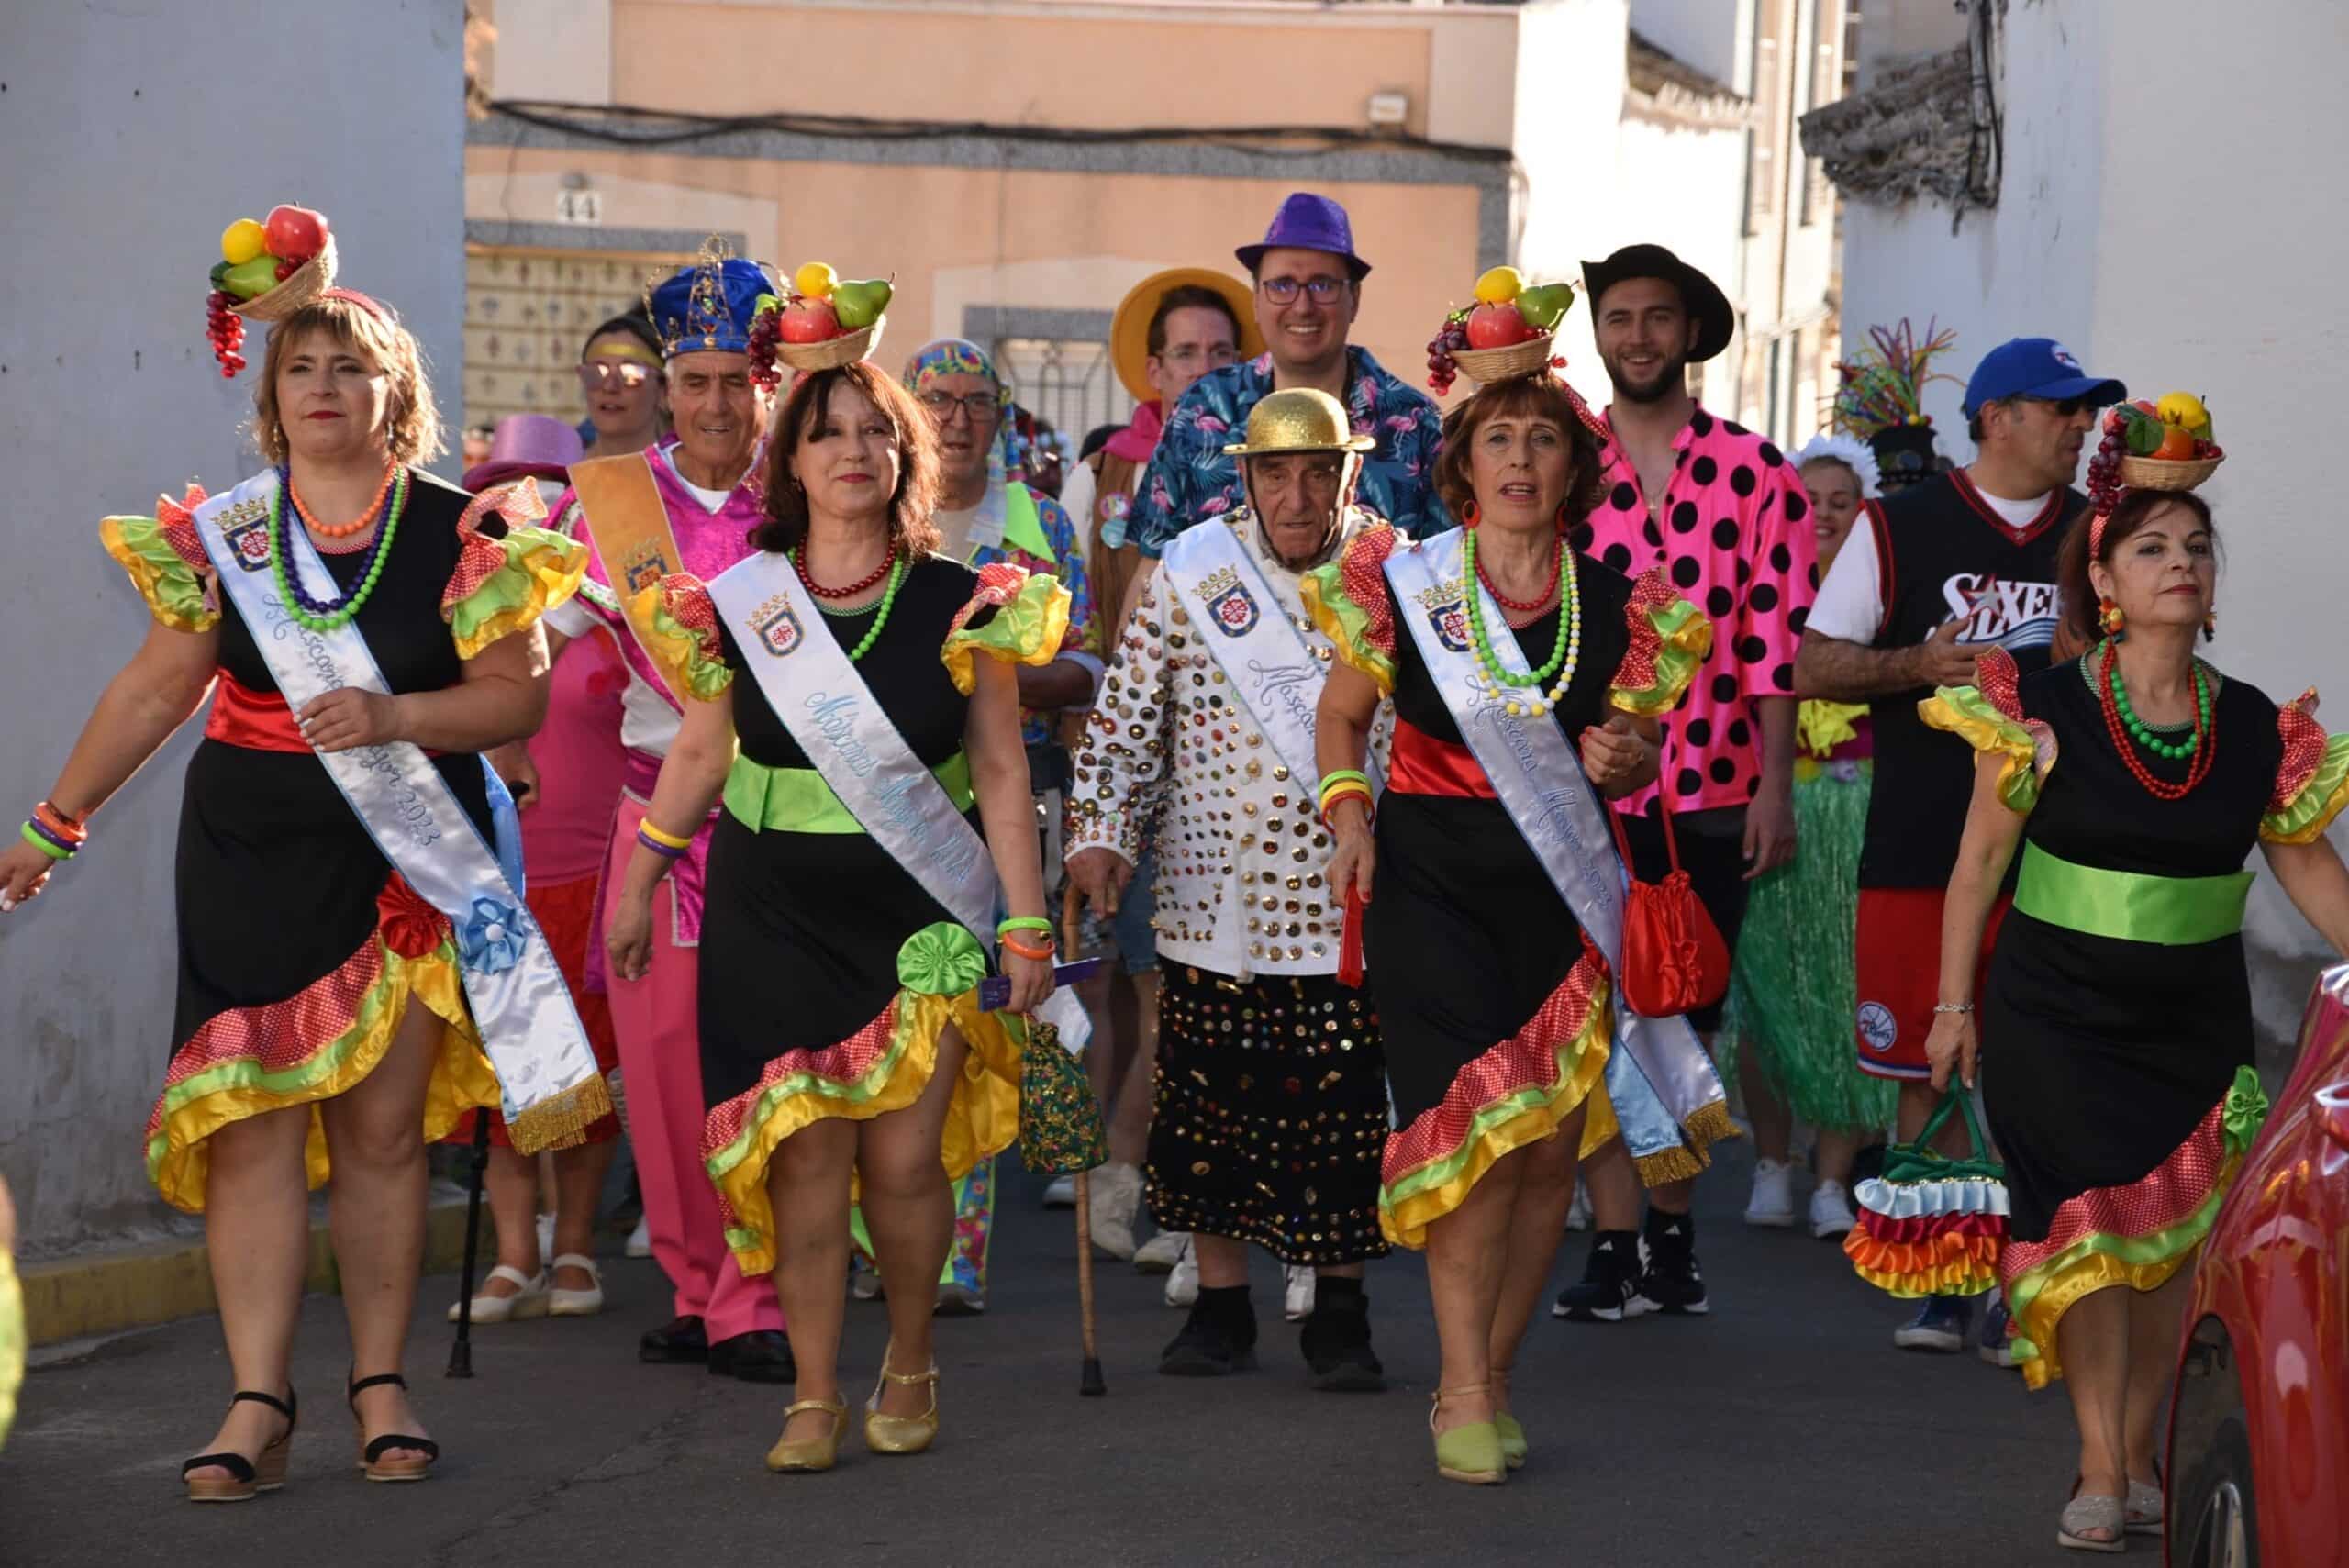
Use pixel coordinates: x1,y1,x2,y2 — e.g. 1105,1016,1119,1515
1133,1229,1188,1273
625,1215,652,1258
1163,1235,1197,1307
1565,1184,1592,1232
1743,1158,1797,1228
1088,1162,1142,1261
1042,1173,1077,1208
1809,1180,1857,1240
1283,1263,1316,1322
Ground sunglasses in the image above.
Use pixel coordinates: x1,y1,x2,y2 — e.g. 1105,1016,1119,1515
1259,275,1349,305
579,361,653,389
2016,395,2091,417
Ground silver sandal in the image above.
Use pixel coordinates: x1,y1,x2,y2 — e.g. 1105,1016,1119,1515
2124,1477,2164,1536
2058,1492,2126,1553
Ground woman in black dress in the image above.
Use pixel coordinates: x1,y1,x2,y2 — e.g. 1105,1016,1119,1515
0,293,581,1497
606,362,1062,1474
1922,487,2349,1548
1309,372,1709,1483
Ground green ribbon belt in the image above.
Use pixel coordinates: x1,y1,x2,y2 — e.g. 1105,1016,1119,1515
724,751,974,835
2013,841,2251,946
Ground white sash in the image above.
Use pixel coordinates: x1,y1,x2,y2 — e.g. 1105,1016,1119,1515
1385,530,1722,1159
195,471,606,1150
1160,517,1362,797
707,552,1089,1051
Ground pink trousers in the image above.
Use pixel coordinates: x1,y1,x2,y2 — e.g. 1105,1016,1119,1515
605,796,784,1340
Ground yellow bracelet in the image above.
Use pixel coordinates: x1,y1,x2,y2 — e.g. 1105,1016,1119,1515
1319,781,1375,825
638,819,695,851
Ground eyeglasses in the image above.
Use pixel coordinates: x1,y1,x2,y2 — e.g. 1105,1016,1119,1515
579,361,652,389
918,391,1001,425
1259,275,1349,306
1156,344,1240,370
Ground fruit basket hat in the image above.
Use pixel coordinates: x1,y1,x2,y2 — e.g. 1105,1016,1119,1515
1236,193,1372,282
645,237,779,359
1579,243,1735,363
1108,268,1264,404
1961,338,2127,417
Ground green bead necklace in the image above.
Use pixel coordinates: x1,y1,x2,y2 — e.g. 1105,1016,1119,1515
794,549,906,662
1460,526,1580,717
268,465,408,634
2104,644,2210,760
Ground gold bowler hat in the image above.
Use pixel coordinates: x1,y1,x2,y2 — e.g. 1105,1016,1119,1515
1219,388,1375,458
1109,268,1264,405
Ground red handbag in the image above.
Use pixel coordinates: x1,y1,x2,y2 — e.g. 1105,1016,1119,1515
1606,798,1731,1018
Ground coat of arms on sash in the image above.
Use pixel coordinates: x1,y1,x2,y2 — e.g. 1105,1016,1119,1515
218,496,272,573
620,539,672,597
1410,578,1473,653
751,594,802,658
1197,564,1261,638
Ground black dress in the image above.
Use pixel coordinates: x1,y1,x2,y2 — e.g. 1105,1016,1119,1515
691,554,1056,1275
114,470,544,1211
1305,524,1708,1247
1929,647,2340,1389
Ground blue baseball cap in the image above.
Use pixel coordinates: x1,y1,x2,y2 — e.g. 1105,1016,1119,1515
1962,337,2126,417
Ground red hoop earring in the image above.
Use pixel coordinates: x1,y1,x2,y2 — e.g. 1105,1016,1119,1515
1461,499,1481,529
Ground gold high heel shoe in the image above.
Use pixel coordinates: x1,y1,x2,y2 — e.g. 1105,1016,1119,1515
863,1347,940,1456
764,1398,848,1473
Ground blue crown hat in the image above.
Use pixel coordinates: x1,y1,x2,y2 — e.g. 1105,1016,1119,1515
644,239,778,359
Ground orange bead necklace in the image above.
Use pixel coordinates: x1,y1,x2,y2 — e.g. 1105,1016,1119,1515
288,462,398,539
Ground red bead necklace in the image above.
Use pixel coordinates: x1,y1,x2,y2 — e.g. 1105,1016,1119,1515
2095,640,2217,800
795,540,898,599
1476,530,1564,616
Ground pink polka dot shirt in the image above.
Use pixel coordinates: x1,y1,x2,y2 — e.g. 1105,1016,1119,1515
1573,405,1820,816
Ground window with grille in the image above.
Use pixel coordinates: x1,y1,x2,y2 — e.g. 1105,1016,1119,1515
991,337,1126,462
463,244,696,434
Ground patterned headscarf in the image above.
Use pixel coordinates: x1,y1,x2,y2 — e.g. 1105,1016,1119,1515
904,337,1019,486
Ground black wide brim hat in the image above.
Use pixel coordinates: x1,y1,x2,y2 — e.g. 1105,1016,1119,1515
1579,244,1735,364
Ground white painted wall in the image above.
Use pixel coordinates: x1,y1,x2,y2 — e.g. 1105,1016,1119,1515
0,1,467,1256
1836,0,2349,1038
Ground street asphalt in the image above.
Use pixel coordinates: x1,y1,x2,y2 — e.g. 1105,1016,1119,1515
2,1143,2087,1566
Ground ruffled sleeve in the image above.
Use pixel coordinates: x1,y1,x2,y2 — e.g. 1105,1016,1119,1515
628,573,733,703
100,484,218,634
2261,692,2349,844
1608,568,1712,717
1301,517,1401,695
441,479,590,659
941,562,1073,695
1916,646,2054,815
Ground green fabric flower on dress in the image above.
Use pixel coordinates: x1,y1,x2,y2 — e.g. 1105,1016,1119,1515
896,923,987,997
2221,1064,2268,1152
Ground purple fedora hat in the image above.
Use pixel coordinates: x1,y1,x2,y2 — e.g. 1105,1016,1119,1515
462,413,585,494
1235,192,1372,281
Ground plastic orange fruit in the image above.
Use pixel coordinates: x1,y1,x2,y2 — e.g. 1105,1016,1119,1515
2155,425,2197,461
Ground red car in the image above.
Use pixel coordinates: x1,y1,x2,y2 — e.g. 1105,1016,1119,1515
2166,962,2349,1567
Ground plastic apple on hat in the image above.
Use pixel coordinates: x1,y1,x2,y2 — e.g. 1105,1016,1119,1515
263,205,329,266
779,297,841,344
1464,301,1536,350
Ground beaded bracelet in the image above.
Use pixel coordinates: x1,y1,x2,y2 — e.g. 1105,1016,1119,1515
635,824,687,860
996,916,1055,939
20,820,72,862
638,818,695,851
1001,932,1056,962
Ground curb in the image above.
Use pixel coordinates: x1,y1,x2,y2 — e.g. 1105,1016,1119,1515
22,1191,484,1347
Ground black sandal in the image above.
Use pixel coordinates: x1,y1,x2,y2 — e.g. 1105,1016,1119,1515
182,1387,297,1503
347,1372,440,1483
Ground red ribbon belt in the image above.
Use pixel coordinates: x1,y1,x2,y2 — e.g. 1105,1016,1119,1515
205,672,309,753
1387,717,1497,798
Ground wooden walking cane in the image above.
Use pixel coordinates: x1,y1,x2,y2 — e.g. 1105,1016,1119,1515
447,1112,492,1377
1065,885,1107,1396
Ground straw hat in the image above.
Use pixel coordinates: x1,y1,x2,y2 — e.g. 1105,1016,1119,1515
1109,268,1263,405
